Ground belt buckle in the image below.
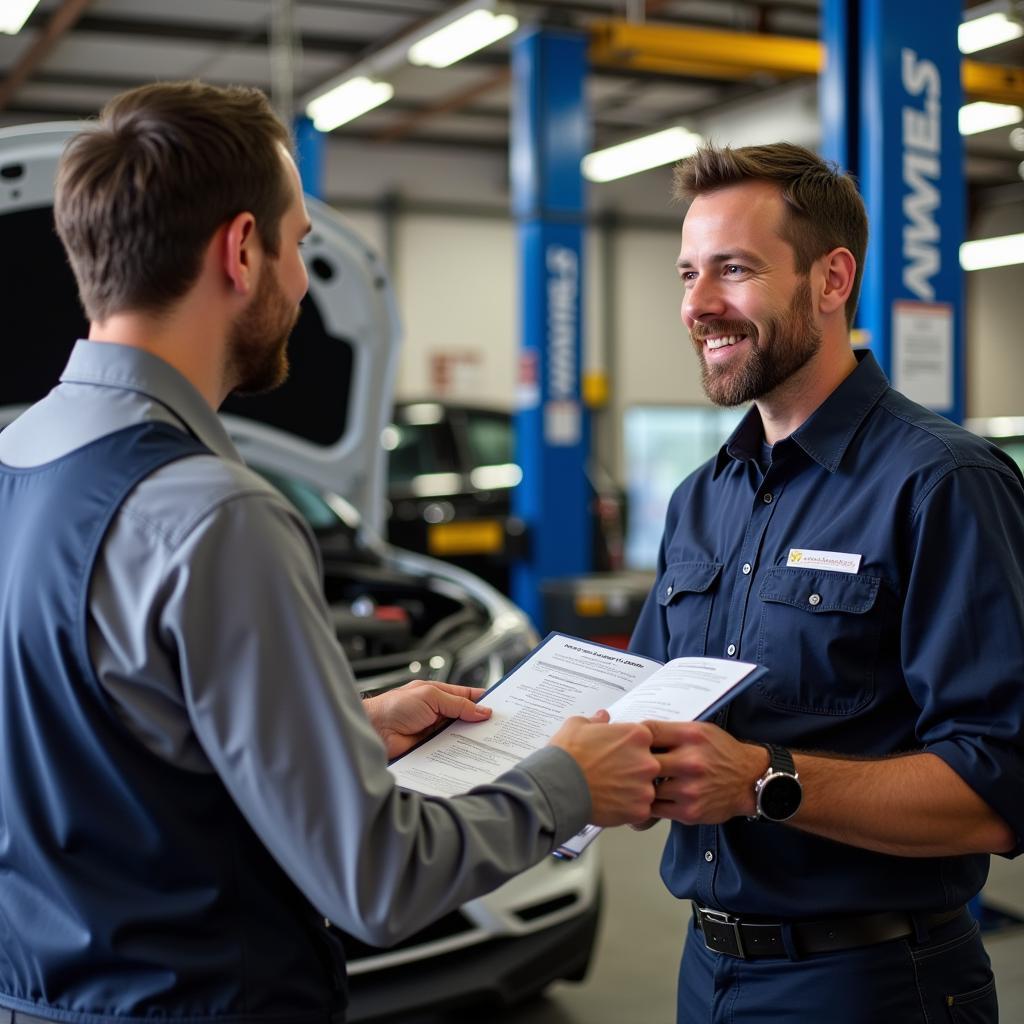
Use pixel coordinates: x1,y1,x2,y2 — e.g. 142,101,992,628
698,906,746,958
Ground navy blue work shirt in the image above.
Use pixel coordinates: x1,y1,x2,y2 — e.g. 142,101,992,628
630,351,1024,919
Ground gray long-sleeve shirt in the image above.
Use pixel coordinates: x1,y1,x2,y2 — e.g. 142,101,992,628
0,339,590,946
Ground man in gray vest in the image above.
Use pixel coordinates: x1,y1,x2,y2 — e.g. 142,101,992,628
0,81,659,1023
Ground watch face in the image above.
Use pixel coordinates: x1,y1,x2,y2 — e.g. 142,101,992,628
760,774,802,821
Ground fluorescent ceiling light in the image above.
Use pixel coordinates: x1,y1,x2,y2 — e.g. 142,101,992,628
960,232,1024,270
0,0,40,34
408,7,518,68
582,127,704,183
959,10,1024,53
306,76,394,132
959,100,1023,135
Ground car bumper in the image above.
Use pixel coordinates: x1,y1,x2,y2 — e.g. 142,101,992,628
346,898,601,1022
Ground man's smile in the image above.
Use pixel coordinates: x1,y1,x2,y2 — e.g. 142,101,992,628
705,334,748,351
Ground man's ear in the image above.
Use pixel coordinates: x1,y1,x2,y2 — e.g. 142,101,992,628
222,211,259,296
818,247,857,317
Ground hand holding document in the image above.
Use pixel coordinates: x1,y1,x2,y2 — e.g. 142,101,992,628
388,633,765,855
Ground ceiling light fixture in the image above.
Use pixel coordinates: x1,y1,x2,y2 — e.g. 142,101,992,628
302,1,517,131
582,127,704,183
0,0,40,34
959,1,1024,53
959,100,1024,135
305,76,394,132
407,1,518,69
960,232,1024,270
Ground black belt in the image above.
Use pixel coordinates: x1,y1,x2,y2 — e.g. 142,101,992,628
693,904,966,959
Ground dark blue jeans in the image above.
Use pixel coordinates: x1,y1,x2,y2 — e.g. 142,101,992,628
678,910,997,1023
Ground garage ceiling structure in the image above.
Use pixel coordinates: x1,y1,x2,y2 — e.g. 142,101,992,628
1,0,1022,206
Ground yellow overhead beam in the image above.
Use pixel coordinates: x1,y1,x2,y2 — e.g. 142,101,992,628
589,20,820,81
588,20,1024,106
962,60,1024,105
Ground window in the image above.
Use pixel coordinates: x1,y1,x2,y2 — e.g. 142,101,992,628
623,405,746,570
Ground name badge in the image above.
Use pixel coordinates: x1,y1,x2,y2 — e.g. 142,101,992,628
787,548,862,574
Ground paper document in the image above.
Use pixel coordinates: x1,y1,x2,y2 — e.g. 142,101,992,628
388,633,765,857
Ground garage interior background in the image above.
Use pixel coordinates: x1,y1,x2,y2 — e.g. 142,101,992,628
2,4,1024,1023
1,0,1022,498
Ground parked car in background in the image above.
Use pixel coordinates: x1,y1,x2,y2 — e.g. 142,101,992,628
385,401,627,593
0,122,602,1023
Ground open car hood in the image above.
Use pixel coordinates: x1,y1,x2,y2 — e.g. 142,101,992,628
0,122,401,537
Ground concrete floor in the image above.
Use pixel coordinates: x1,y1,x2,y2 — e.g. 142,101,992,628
424,822,1024,1024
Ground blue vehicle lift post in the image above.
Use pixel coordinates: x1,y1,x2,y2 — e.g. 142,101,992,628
821,0,965,424
509,27,592,627
294,115,326,201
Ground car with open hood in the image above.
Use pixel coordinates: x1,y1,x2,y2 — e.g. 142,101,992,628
0,122,601,1022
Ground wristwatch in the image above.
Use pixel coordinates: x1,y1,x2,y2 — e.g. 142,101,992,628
752,744,803,822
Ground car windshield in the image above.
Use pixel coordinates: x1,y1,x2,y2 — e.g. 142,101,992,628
464,411,514,467
385,422,459,486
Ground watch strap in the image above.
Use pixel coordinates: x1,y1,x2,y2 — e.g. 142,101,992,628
761,743,795,776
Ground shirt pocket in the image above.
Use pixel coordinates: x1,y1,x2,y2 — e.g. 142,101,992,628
656,561,723,657
754,566,882,716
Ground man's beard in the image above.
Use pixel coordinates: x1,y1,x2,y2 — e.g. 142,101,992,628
691,277,822,407
227,263,301,396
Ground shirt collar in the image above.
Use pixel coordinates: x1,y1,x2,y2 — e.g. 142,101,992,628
60,339,243,463
713,350,890,477
715,405,766,476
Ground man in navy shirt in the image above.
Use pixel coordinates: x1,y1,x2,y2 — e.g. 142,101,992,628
630,142,1024,1022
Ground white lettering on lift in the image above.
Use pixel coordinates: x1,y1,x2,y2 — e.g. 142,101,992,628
546,244,578,401
901,47,941,301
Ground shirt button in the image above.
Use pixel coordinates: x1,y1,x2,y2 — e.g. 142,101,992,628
727,644,737,657
666,585,673,596
762,492,773,504
704,850,714,862
742,563,752,575
808,593,821,606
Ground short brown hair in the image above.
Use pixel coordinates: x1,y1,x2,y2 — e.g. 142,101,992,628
54,80,293,322
673,142,868,328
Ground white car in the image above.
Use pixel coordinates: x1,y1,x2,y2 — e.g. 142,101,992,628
0,123,601,1022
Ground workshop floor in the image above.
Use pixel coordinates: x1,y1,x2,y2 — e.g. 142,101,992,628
423,822,1024,1024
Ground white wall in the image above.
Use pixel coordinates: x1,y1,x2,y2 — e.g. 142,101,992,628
325,138,509,207
612,226,704,408
393,213,518,407
966,201,1024,419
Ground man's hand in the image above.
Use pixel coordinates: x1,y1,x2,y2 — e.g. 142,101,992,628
548,712,660,827
644,720,768,824
363,681,492,760
643,722,1017,855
